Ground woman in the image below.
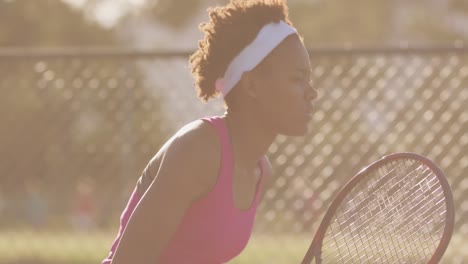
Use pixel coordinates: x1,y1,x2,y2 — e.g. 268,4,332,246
103,0,317,263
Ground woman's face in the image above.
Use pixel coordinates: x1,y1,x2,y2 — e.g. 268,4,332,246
253,34,317,136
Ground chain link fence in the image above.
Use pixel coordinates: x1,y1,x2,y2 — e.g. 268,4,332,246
0,46,466,263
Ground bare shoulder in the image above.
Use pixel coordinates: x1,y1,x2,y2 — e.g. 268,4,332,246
171,119,218,149
165,119,220,165
111,119,221,262
148,119,221,199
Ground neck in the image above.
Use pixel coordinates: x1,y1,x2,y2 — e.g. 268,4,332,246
223,106,276,169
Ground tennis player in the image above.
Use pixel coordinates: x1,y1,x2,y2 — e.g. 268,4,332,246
103,0,317,263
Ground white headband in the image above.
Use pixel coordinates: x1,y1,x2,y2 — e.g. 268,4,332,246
215,21,297,97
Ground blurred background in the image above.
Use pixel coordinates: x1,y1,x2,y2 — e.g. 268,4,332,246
0,0,467,263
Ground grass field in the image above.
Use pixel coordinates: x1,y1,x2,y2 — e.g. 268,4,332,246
0,230,466,264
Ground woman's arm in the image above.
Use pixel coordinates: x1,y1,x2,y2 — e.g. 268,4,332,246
110,120,219,264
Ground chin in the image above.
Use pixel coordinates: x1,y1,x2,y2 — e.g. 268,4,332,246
280,123,309,137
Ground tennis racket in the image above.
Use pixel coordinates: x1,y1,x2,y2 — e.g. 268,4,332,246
301,152,455,264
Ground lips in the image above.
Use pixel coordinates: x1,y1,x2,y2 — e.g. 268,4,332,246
306,105,314,116
303,107,313,121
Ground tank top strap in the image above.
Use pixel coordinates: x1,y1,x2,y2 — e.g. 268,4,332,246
201,116,234,187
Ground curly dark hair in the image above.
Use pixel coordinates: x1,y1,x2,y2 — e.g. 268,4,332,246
189,0,292,102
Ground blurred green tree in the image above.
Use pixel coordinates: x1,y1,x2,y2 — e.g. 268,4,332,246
0,0,115,46
0,0,169,228
407,0,468,43
146,0,205,29
289,0,392,46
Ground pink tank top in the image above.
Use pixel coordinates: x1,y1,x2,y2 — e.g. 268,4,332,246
102,116,266,264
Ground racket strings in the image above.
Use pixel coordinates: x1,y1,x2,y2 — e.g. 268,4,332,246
326,164,446,262
374,192,445,263
341,169,443,245
332,163,442,262
321,159,447,263
323,162,421,248
335,162,417,224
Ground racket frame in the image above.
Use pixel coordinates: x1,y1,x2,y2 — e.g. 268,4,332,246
301,152,455,264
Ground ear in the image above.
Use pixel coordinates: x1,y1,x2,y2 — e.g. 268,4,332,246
239,71,260,100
